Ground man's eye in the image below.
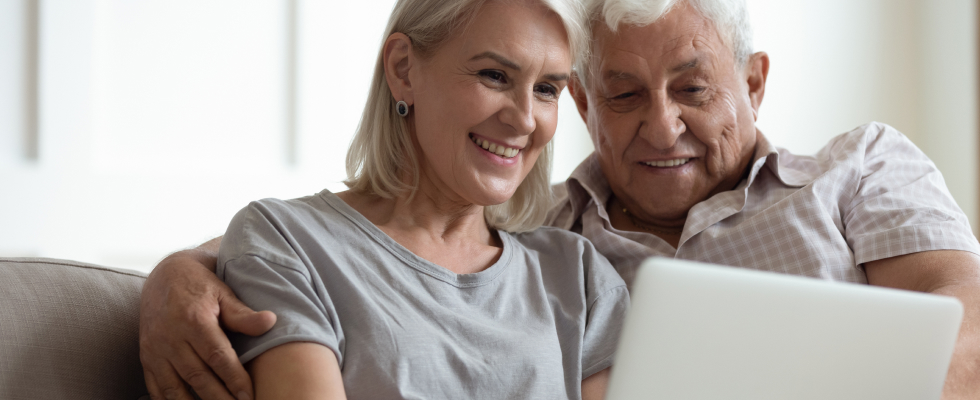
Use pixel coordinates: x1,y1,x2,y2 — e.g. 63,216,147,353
612,92,636,100
479,70,506,83
682,86,705,94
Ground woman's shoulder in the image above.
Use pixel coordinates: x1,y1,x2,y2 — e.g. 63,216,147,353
505,227,626,298
220,190,353,266
507,226,607,267
231,190,349,230
507,225,596,251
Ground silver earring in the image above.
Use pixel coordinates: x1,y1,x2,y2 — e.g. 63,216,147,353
396,100,409,117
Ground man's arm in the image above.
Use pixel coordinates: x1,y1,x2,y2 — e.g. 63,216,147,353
140,236,277,400
864,250,980,400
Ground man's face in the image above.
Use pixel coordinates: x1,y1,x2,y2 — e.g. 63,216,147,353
572,2,767,226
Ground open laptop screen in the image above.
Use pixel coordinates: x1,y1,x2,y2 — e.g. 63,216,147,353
605,257,962,400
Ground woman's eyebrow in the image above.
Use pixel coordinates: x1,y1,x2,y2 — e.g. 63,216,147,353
470,51,568,82
469,51,521,71
545,73,569,82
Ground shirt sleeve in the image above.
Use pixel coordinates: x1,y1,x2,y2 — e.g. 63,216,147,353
843,123,980,264
217,201,345,366
580,242,631,379
581,285,630,378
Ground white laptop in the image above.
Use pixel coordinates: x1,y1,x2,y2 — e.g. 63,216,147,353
605,257,963,400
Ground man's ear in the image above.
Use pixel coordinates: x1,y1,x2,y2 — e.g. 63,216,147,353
568,72,590,124
384,33,415,104
745,51,769,121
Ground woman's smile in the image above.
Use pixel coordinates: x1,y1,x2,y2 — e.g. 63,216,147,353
469,133,523,163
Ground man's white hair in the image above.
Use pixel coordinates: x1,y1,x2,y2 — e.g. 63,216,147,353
577,0,753,87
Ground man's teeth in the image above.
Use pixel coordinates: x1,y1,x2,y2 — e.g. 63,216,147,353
643,158,691,167
471,135,520,158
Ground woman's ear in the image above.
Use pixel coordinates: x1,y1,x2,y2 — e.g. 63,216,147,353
384,33,415,105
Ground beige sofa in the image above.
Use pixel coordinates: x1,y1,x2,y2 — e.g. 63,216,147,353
0,257,150,399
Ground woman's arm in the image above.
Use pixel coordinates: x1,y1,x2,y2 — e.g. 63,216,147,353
582,367,611,400
248,342,347,400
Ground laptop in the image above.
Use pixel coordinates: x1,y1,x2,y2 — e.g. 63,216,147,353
605,257,963,400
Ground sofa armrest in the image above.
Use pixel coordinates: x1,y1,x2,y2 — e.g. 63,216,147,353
0,257,149,399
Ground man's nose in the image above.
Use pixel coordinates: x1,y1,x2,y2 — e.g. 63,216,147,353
500,92,536,136
639,91,685,149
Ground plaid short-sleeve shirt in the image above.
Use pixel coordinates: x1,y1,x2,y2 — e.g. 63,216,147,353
548,122,980,288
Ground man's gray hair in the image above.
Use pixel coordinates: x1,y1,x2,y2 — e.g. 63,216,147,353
576,0,753,87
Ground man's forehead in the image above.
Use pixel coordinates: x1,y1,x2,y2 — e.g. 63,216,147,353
595,32,711,79
592,6,729,73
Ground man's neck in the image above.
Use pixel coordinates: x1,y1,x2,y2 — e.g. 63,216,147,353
607,196,684,248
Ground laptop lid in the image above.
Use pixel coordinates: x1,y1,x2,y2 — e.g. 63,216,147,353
605,257,963,400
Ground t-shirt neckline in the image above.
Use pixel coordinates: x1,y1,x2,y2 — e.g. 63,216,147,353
318,189,514,288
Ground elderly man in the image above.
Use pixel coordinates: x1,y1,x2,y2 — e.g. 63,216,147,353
139,0,980,399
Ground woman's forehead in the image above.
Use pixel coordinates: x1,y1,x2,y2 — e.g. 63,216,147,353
437,0,572,70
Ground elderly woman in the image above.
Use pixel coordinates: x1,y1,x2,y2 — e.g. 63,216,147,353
148,0,631,399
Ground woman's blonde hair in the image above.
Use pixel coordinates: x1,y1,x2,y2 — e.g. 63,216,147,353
344,0,587,233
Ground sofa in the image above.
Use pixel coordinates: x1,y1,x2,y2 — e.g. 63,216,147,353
0,257,150,399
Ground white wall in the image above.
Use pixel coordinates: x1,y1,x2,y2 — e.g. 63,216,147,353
915,0,978,236
1,0,976,272
0,0,27,164
749,0,977,231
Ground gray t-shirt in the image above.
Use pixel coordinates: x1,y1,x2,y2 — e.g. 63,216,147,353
217,190,629,400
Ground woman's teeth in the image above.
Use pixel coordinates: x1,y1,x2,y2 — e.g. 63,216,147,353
643,158,691,168
471,135,520,158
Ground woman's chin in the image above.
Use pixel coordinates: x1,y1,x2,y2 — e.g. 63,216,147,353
466,185,520,207
475,193,516,207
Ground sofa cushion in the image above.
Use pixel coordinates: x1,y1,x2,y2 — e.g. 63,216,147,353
0,257,149,399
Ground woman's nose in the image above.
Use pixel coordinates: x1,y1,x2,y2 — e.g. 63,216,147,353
499,92,536,136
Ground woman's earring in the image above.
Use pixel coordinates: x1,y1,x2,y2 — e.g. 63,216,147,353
396,100,409,117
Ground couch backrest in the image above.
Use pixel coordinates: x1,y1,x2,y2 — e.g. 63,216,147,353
0,257,149,399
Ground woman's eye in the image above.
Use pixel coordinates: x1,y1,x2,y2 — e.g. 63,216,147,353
682,86,705,94
535,84,558,98
479,70,506,83
612,92,636,100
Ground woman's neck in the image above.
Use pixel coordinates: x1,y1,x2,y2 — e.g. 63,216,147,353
337,179,502,274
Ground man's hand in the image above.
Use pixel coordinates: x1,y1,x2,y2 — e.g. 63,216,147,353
865,250,980,400
140,240,277,400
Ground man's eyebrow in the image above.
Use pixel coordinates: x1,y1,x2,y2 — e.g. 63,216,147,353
670,58,700,73
469,51,521,71
603,70,641,81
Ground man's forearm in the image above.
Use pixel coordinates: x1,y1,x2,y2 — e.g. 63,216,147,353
158,236,224,273
932,283,980,399
865,250,980,400
140,233,272,400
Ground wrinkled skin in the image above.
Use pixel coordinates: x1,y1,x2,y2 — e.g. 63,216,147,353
569,2,768,240
567,5,980,400
139,242,275,400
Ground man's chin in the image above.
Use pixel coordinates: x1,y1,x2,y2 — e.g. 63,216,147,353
629,199,696,225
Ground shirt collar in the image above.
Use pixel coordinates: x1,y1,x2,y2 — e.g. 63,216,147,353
754,132,817,188
562,131,811,222
564,152,608,221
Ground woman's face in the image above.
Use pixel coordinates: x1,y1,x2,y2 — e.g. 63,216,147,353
407,0,571,206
